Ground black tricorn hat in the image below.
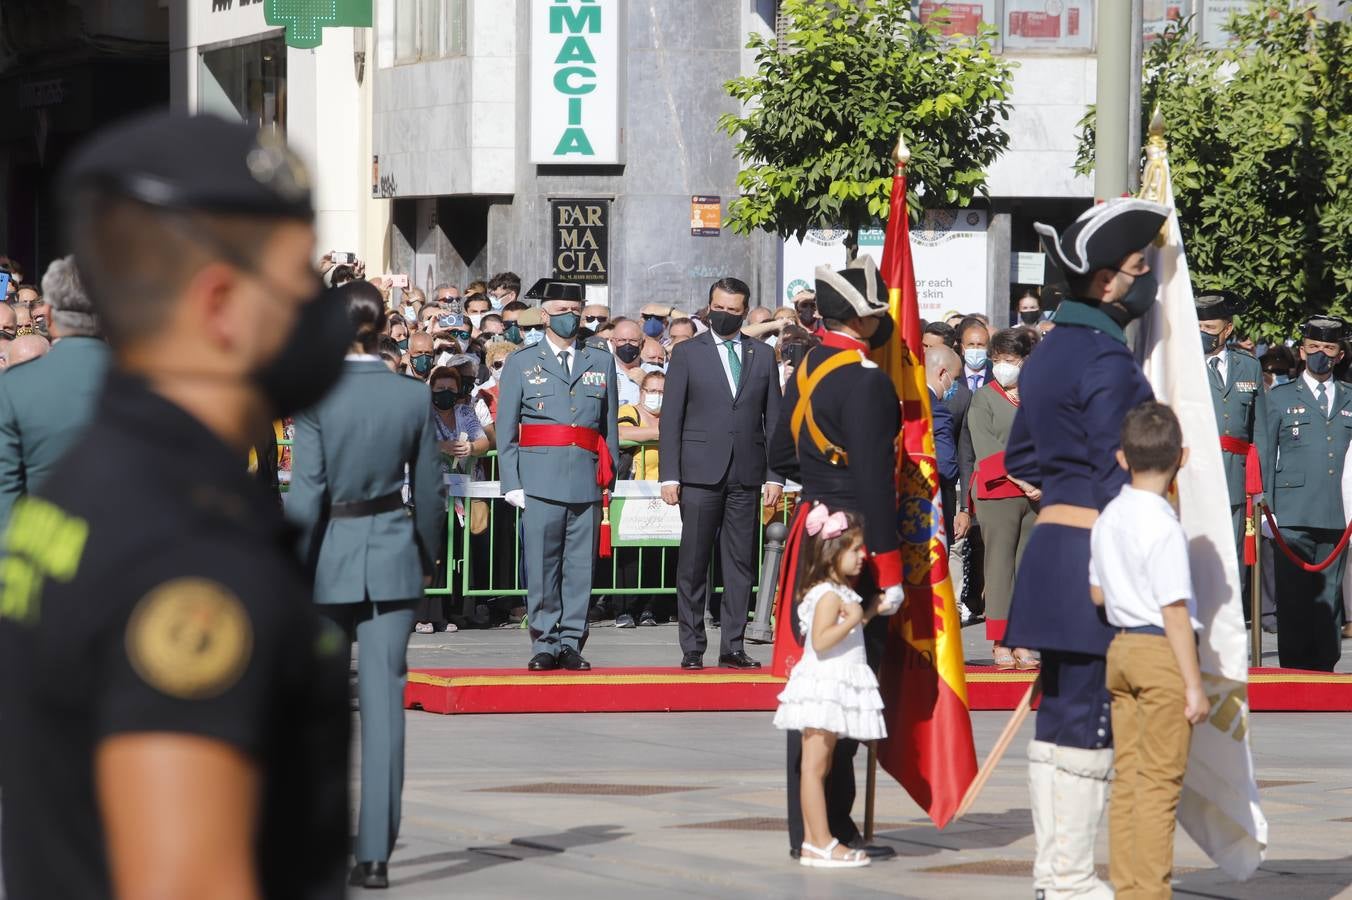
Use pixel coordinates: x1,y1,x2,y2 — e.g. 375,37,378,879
542,281,584,303
1194,290,1246,321
1035,198,1171,278
1303,316,1345,343
523,277,549,300
814,255,889,321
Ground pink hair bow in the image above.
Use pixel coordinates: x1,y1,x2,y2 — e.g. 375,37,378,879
804,503,849,541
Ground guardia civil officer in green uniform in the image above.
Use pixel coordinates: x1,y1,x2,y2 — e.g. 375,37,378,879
1263,315,1352,671
0,112,354,898
1197,291,1270,601
497,281,620,671
0,255,111,528
288,279,445,890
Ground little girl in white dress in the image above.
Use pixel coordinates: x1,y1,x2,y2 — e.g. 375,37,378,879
773,504,885,868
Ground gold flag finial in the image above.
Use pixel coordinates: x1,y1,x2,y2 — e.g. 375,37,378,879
1148,106,1165,140
893,134,911,169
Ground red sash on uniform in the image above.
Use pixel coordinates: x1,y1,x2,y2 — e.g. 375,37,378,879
1220,435,1263,565
518,423,615,557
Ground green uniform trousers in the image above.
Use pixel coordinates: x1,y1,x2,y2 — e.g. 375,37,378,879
1274,527,1345,672
320,599,416,863
522,496,598,655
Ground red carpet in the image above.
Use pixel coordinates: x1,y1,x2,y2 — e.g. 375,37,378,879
405,665,1352,715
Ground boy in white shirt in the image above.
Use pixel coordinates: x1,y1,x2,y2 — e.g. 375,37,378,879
1089,401,1210,899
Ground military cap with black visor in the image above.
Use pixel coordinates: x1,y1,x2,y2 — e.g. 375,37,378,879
0,110,353,900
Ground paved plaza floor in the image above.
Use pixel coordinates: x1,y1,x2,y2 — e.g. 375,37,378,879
378,624,1352,899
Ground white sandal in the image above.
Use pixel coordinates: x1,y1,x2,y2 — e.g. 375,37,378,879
799,838,870,868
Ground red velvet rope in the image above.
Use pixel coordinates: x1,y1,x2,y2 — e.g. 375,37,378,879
1261,504,1352,573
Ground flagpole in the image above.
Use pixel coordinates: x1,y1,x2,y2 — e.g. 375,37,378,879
865,135,909,846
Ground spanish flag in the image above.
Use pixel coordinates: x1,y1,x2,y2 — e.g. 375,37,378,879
871,142,978,830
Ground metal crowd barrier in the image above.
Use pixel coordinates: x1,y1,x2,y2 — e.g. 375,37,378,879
276,438,798,615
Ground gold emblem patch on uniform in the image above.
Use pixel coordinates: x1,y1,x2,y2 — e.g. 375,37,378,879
126,578,253,700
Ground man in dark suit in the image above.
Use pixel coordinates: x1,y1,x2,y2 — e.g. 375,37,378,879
924,344,962,541
0,255,111,528
949,317,993,617
660,277,783,669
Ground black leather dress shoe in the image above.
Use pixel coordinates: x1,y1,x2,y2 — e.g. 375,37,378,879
681,652,704,670
528,652,558,671
718,650,762,669
845,838,896,860
558,646,591,670
349,861,389,889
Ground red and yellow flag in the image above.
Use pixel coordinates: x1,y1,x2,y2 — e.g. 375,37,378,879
871,153,978,830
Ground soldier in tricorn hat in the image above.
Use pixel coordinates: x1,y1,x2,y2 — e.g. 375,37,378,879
1005,197,1171,899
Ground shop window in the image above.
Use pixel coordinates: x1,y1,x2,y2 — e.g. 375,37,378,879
394,0,466,64
199,36,287,134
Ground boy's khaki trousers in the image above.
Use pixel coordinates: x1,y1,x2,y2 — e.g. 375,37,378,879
1106,632,1195,900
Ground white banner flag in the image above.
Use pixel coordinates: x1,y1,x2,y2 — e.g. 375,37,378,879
1135,136,1268,879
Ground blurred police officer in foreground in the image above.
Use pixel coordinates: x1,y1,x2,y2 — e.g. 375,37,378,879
289,280,445,890
1263,316,1352,671
0,112,354,899
1196,291,1270,608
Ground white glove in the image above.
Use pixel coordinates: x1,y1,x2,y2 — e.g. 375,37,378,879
876,584,904,616
504,489,526,510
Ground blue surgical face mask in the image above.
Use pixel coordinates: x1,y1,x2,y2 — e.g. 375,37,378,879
943,380,958,403
1271,374,1290,388
642,317,665,338
641,362,665,375
963,348,988,370
490,294,504,311
523,328,545,347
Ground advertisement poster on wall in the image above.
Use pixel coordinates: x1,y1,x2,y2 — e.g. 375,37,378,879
1143,0,1188,41
1003,0,1094,51
915,1,996,36
780,210,989,322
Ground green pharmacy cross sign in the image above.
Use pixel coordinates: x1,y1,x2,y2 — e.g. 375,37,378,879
265,0,372,49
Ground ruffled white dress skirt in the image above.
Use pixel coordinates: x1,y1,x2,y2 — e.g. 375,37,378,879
772,582,886,741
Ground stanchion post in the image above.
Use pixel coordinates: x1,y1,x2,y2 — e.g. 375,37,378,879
864,742,878,842
746,521,788,643
1250,500,1263,669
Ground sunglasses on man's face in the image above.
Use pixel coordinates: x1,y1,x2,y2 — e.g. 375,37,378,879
796,302,816,312
450,330,471,342
521,324,545,333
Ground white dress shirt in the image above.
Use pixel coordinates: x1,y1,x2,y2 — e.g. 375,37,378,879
714,332,744,396
1303,369,1336,418
1089,485,1199,631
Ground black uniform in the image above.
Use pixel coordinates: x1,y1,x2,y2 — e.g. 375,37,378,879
0,374,351,899
768,334,901,854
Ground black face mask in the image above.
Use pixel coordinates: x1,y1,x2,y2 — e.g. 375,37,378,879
708,309,745,337
1019,310,1041,326
1307,350,1335,376
1200,330,1220,355
432,390,457,410
1104,269,1158,327
255,287,354,419
867,313,895,350
615,343,641,364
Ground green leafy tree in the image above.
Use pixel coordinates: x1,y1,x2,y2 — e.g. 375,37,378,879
1074,4,1352,341
719,0,1014,254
